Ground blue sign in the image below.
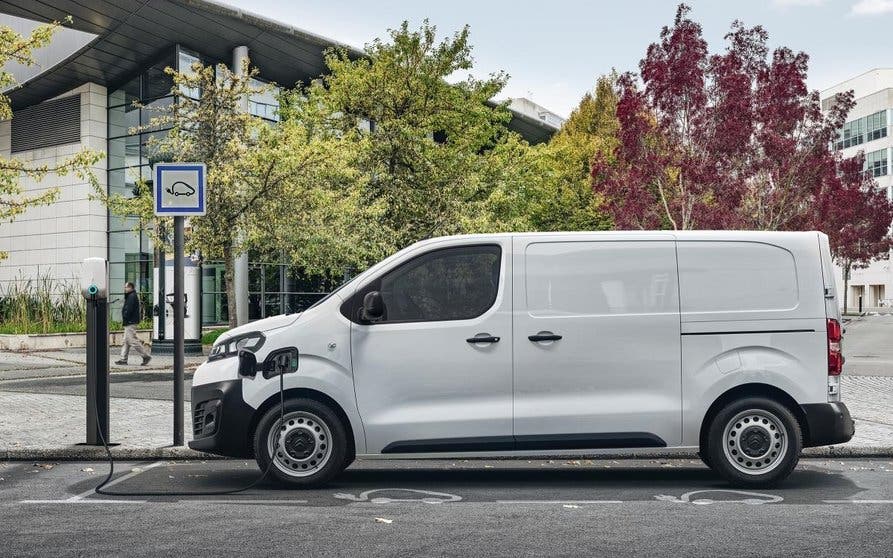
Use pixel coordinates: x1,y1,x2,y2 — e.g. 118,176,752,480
154,162,206,216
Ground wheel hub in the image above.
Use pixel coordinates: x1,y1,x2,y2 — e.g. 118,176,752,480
740,426,771,457
284,429,316,460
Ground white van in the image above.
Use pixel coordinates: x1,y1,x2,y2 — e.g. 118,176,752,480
189,231,854,487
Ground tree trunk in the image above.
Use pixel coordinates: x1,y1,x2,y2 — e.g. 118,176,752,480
842,261,850,316
224,245,238,329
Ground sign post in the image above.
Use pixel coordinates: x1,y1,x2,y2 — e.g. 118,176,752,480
155,162,206,446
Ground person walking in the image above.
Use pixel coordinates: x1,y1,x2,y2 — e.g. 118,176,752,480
115,281,151,366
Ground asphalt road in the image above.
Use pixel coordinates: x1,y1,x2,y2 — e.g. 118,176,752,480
1,458,891,557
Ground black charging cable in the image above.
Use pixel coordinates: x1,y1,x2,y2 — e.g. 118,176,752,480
93,367,285,497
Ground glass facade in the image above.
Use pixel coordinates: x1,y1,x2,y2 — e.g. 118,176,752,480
865,148,889,178
836,110,887,150
107,45,335,326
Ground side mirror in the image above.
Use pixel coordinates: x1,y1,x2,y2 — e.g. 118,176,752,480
238,350,258,377
361,291,385,322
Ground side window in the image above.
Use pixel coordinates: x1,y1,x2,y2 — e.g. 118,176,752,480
375,245,502,323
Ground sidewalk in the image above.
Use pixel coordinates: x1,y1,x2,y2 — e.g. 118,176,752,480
0,348,890,459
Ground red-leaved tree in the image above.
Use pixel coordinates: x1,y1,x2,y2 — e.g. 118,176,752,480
592,3,893,273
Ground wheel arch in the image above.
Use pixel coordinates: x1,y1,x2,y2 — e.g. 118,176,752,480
698,383,809,454
249,388,357,461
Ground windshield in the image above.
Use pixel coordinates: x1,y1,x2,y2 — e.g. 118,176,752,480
306,276,356,311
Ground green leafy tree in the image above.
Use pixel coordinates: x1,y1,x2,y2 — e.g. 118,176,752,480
310,20,513,247
0,19,101,260
532,74,618,231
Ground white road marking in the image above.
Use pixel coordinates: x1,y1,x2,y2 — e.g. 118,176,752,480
822,500,893,504
177,499,307,504
20,461,165,505
496,500,623,504
334,488,462,504
655,490,782,505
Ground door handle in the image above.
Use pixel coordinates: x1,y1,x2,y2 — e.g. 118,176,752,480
467,335,500,344
528,333,562,342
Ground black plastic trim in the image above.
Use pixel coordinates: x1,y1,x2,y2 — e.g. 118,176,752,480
801,402,855,447
381,432,666,454
188,379,255,458
681,329,815,336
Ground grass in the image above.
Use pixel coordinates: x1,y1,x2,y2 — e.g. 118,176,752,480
201,327,228,345
0,271,85,334
0,271,153,335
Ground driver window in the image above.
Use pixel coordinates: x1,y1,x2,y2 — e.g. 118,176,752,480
379,245,501,322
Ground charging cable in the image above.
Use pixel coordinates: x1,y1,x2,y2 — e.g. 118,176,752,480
93,367,285,497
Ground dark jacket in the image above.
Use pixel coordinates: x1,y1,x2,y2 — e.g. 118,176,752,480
122,290,141,326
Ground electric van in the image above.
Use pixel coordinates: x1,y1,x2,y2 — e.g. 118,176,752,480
189,231,854,487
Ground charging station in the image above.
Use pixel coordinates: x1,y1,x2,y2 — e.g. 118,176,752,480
80,257,112,446
151,256,203,355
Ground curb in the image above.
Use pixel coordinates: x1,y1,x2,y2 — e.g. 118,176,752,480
2,445,891,461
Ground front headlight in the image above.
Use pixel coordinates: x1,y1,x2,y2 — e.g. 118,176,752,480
208,331,266,361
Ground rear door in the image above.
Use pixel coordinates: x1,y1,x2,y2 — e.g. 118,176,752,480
512,234,682,448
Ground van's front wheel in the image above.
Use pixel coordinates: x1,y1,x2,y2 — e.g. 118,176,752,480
706,397,801,487
253,398,348,487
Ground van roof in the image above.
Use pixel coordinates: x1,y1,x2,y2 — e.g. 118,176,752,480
415,230,821,244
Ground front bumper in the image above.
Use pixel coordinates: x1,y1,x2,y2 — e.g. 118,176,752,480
188,379,255,458
801,402,855,447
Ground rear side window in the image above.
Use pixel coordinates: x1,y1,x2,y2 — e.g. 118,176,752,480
525,241,678,317
377,245,502,322
678,241,798,313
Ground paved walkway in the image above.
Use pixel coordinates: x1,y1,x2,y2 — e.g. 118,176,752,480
0,373,889,456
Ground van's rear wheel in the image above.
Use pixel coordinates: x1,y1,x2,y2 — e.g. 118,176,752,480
253,398,348,488
706,397,801,487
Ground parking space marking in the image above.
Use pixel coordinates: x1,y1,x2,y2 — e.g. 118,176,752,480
655,490,783,505
496,500,623,504
20,461,164,504
177,504,307,505
822,500,893,504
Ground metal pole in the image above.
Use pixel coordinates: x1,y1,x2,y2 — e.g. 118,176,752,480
173,216,185,446
158,222,166,341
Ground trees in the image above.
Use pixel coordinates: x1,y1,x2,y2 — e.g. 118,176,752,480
310,20,513,248
0,19,100,260
592,3,893,272
534,74,617,231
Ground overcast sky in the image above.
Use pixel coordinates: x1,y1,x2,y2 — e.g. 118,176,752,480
227,0,893,118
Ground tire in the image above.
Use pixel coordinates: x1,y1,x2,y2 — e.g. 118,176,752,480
253,397,349,488
697,450,711,469
706,397,802,488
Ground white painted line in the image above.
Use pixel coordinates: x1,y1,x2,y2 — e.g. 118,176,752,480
822,500,893,504
66,461,165,502
19,499,146,505
178,504,310,508
496,500,624,505
18,461,164,505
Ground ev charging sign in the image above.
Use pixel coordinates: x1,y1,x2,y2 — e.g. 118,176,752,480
154,162,206,216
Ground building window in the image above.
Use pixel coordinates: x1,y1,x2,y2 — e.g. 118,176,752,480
866,110,887,142
836,110,887,150
865,148,888,178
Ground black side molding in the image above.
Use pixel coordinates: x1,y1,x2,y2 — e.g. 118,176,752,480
381,432,666,454
681,329,815,336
